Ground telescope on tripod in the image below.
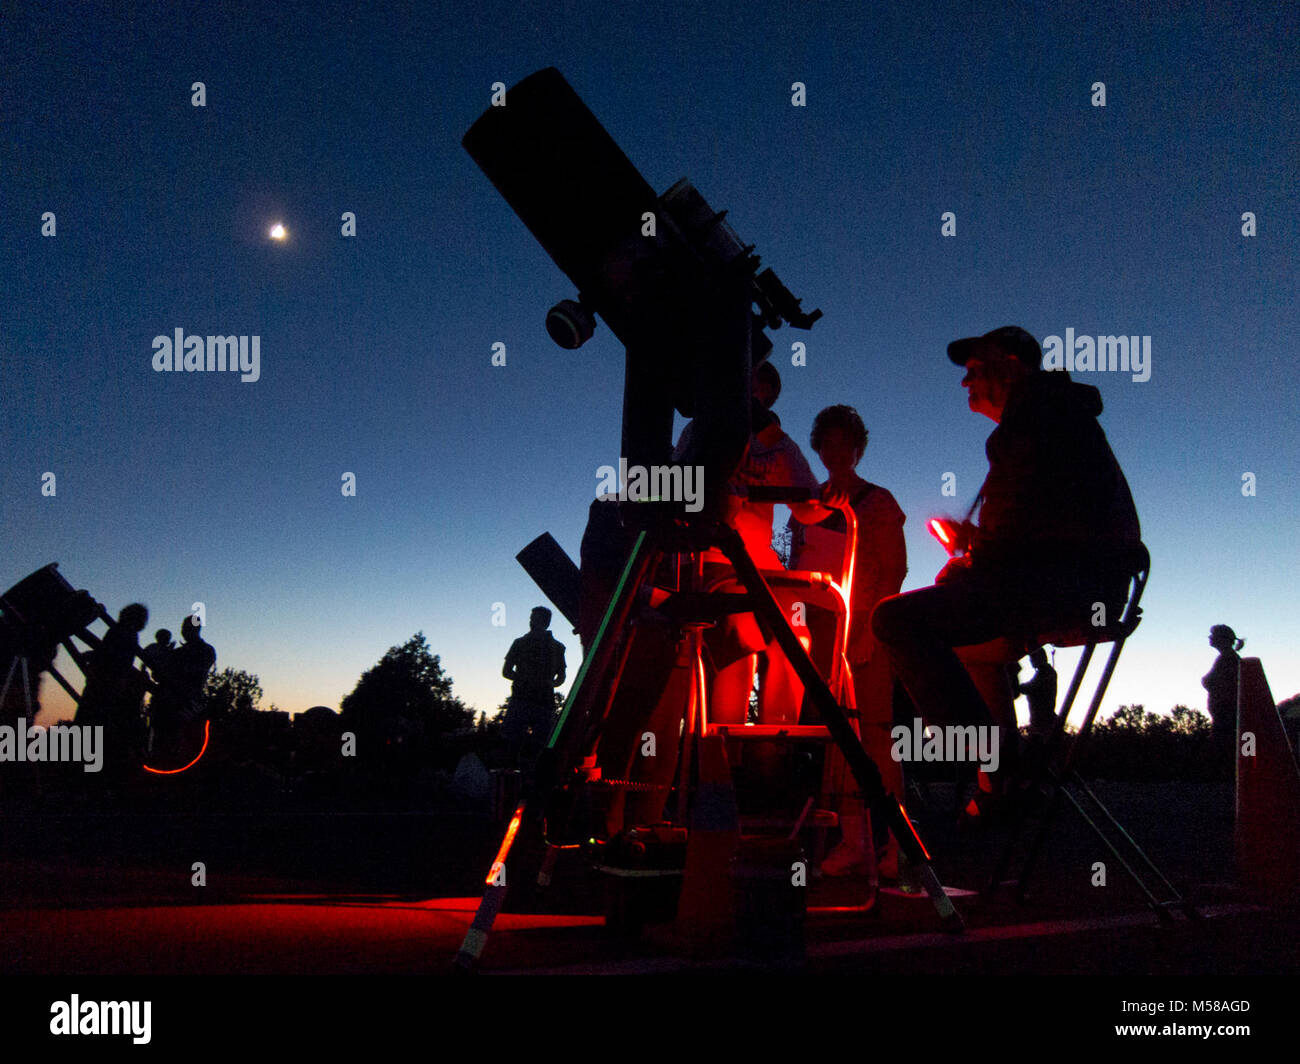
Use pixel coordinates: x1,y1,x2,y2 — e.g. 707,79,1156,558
455,68,963,968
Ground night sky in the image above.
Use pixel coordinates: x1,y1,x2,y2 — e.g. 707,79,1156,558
4,1,1297,725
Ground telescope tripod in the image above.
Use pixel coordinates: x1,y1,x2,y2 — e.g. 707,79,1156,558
455,513,963,969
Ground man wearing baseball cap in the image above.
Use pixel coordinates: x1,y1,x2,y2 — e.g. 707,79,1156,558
871,325,1141,820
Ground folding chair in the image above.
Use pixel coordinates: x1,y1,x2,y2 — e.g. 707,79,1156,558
984,544,1199,922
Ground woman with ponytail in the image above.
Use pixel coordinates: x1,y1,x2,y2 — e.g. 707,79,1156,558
1202,624,1245,763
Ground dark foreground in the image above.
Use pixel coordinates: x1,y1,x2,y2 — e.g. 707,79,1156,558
1,779,1295,977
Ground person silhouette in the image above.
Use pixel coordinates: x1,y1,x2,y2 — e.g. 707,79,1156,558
677,377,828,728
79,602,150,784
1202,624,1244,764
139,628,173,683
501,607,566,765
150,615,216,765
790,404,908,875
872,326,1142,825
1018,646,1059,738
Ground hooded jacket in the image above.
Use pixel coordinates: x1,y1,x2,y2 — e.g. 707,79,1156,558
970,371,1141,570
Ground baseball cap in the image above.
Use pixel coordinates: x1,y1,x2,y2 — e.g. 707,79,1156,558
947,326,1042,369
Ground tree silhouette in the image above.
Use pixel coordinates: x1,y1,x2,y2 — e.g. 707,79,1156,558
340,632,473,769
1081,703,1218,780
202,667,264,719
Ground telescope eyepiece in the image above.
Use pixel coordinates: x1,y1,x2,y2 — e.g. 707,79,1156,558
546,298,597,349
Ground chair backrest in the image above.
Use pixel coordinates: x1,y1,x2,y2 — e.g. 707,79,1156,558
1034,543,1150,650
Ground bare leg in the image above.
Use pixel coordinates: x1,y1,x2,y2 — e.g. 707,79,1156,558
826,652,901,876
955,650,1019,796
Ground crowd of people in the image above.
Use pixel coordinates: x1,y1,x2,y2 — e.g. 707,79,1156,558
555,324,1155,879
77,606,217,781
504,327,1261,886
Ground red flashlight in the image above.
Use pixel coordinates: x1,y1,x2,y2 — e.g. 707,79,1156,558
928,518,958,556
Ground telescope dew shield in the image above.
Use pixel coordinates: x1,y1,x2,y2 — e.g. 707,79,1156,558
2,563,99,645
515,533,582,631
462,67,659,346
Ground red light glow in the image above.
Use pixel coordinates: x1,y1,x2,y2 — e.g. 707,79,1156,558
142,720,210,775
486,803,526,886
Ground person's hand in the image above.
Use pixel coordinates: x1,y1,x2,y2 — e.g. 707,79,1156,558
819,483,851,510
955,520,977,553
721,492,745,524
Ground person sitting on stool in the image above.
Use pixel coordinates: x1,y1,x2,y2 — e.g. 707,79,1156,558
872,326,1142,825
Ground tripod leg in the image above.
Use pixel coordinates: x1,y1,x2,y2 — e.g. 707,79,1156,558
45,663,83,705
0,656,19,710
1067,773,1195,918
1013,773,1068,901
719,528,963,931
454,802,526,971
0,655,38,717
455,530,659,970
537,530,657,789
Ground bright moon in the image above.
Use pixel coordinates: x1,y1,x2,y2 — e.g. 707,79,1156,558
269,223,287,240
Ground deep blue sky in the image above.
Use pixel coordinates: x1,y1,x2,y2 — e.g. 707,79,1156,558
4,1,1297,725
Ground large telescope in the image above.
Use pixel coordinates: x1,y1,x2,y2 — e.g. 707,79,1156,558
455,75,972,970
463,67,820,516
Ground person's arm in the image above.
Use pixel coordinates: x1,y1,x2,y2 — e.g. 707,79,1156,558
553,641,566,687
846,492,907,661
502,640,519,682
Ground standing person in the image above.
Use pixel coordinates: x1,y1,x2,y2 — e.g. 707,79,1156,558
151,615,216,765
1202,624,1244,767
872,326,1142,824
790,405,908,874
501,607,567,766
1018,646,1059,738
139,628,173,683
169,616,217,718
679,384,830,727
79,603,150,785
